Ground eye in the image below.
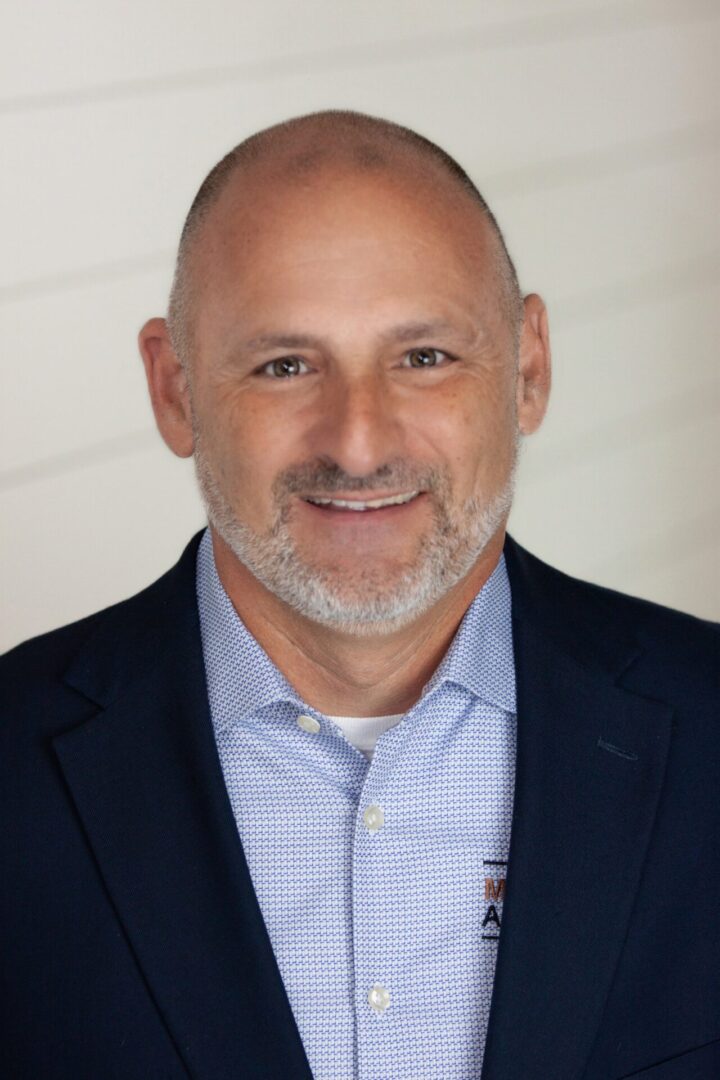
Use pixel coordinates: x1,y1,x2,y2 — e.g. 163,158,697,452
403,347,452,369
258,356,310,379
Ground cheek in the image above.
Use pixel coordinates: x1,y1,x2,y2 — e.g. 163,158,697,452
207,395,300,516
194,396,250,496
436,380,516,490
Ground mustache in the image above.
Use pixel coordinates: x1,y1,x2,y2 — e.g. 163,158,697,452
277,467,442,501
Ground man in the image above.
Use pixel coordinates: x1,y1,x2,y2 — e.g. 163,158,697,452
1,110,718,1080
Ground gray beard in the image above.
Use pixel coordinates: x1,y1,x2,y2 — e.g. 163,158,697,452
193,431,519,637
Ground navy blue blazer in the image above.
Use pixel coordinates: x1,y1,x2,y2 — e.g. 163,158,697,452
1,530,718,1080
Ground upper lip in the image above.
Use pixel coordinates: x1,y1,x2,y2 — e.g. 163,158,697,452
302,490,422,501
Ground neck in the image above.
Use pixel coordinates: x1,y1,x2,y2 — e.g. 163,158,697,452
210,526,505,717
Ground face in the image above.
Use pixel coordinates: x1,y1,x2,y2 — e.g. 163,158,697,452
182,167,524,636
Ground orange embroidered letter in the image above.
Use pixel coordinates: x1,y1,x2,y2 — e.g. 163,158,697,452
484,878,505,902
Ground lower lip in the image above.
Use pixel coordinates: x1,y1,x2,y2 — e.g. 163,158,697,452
300,492,427,525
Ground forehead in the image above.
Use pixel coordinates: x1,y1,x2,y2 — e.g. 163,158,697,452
189,163,500,344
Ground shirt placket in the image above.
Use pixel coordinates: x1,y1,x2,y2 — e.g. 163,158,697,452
350,719,415,1080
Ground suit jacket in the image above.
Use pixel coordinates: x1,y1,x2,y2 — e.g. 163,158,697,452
1,530,718,1080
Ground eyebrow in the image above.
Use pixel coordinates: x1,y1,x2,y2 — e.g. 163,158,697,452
240,319,477,354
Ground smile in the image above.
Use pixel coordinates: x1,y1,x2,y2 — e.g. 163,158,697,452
299,491,427,525
303,491,421,511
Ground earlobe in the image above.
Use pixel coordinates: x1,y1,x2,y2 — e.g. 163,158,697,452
137,317,195,459
516,294,551,436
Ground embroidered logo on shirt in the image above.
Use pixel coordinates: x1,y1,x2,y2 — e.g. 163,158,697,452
482,859,507,940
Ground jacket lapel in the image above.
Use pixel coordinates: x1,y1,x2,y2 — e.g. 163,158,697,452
53,532,313,1080
481,539,673,1080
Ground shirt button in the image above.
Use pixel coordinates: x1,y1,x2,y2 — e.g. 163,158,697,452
363,804,385,833
368,983,391,1014
297,714,321,734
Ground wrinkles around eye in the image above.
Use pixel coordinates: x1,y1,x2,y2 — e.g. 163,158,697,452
256,348,455,379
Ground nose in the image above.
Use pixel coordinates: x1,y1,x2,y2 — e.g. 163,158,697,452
310,369,405,480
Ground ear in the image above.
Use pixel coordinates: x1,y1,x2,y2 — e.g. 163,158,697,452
138,317,194,458
515,293,551,435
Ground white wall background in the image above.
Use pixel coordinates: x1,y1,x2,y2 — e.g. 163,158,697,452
2,0,718,652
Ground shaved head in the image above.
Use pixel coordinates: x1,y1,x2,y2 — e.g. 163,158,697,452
166,109,523,367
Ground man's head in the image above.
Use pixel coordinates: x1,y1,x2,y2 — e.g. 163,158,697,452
166,111,525,367
139,109,550,637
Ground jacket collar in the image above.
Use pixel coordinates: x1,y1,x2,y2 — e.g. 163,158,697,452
55,530,673,1080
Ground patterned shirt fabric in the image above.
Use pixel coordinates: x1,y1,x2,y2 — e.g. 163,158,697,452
196,527,517,1080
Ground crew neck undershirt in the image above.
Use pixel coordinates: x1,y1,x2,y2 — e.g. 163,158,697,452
324,712,405,761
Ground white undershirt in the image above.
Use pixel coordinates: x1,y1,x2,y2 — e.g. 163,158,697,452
325,712,405,761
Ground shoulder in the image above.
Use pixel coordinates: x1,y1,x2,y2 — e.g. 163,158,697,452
504,534,719,690
0,606,115,753
2,607,106,684
0,530,205,728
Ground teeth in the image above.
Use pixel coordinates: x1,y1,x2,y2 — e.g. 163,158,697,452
307,491,419,511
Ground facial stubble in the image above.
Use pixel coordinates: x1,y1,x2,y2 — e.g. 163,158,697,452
192,414,520,637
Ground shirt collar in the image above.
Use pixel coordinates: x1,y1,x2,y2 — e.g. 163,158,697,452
196,530,304,733
419,548,516,714
196,527,515,733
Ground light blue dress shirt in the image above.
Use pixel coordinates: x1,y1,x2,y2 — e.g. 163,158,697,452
196,527,517,1079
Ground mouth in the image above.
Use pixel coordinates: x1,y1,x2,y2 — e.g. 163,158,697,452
299,490,427,525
